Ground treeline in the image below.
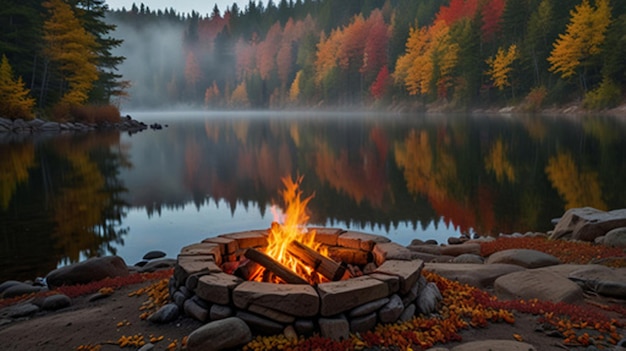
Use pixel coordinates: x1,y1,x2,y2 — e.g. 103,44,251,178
109,0,626,111
0,0,126,121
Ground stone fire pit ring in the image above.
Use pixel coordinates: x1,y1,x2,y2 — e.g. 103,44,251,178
170,228,441,339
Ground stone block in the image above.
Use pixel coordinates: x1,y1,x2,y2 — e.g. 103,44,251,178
180,243,222,265
374,259,424,294
248,304,296,324
338,231,390,251
219,230,268,249
174,255,221,286
317,276,389,316
294,319,315,336
195,272,243,305
378,294,404,323
372,242,414,266
424,263,525,289
319,315,349,341
399,303,416,322
233,281,320,317
369,273,400,294
202,236,239,255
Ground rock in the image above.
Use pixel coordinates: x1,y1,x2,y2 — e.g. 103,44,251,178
568,265,626,299
0,281,22,295
550,207,626,242
416,282,442,315
399,303,416,322
604,227,626,247
294,319,315,336
440,243,481,257
248,304,295,324
46,256,128,288
450,340,536,351
233,281,319,317
186,317,252,351
184,299,209,322
172,291,187,308
378,294,404,323
319,315,350,341
350,313,377,333
195,272,242,305
137,343,155,351
283,325,298,340
485,249,560,268
337,231,390,251
425,263,525,289
374,259,424,294
372,242,414,266
148,303,179,323
349,297,390,318
236,311,284,335
1,282,41,298
140,258,177,272
406,244,443,256
143,250,166,260
210,304,234,321
317,276,389,316
452,254,484,264
41,294,71,311
3,303,40,318
495,269,583,303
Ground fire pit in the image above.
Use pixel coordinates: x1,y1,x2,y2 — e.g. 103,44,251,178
169,178,437,339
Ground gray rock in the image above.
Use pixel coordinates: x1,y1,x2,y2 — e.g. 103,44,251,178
319,315,349,341
236,311,284,335
399,303,416,322
450,339,536,351
0,280,22,295
350,313,377,333
137,343,155,351
4,303,40,318
148,303,179,323
172,291,187,308
143,250,167,260
186,317,252,351
140,258,177,273
210,304,233,321
46,256,128,288
348,297,389,318
416,282,442,315
485,249,560,268
495,269,583,303
452,254,484,264
41,294,71,311
425,263,525,289
568,265,626,299
378,294,404,323
551,207,626,242
184,298,209,322
294,319,315,336
604,227,626,247
0,282,41,298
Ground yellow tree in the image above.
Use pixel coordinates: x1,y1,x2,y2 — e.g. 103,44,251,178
289,70,302,102
43,0,99,106
547,0,611,79
0,55,35,120
545,151,606,210
486,44,518,91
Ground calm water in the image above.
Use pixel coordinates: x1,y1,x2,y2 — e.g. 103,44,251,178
2,111,626,282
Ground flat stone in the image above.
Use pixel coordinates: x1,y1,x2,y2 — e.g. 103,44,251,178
368,273,400,294
338,231,390,251
1,282,41,298
148,303,179,323
319,315,349,341
184,299,209,322
4,303,39,318
219,230,268,249
46,256,128,289
202,236,239,255
140,258,177,273
248,304,296,323
350,312,377,333
450,340,536,351
374,259,424,294
186,317,252,351
195,273,242,305
439,243,481,257
406,244,443,255
425,263,526,289
486,249,560,268
407,251,442,262
180,243,222,265
41,294,71,311
378,294,404,323
233,281,319,317
372,242,414,266
210,304,234,321
568,265,626,299
495,269,583,303
327,246,372,265
349,297,390,317
551,207,626,242
317,276,389,316
452,254,484,264
399,303,416,322
174,255,221,286
416,282,442,315
236,311,285,335
143,250,166,260
305,227,343,246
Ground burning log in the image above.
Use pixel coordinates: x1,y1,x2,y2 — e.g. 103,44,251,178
287,240,348,281
232,259,262,281
244,248,308,285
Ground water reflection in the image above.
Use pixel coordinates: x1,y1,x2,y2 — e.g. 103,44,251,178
1,113,626,282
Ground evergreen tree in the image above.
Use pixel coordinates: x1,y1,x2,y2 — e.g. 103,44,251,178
0,55,36,120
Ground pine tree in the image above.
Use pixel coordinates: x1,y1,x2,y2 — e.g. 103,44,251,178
0,55,36,120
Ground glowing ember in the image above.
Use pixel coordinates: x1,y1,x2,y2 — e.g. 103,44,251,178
254,176,330,284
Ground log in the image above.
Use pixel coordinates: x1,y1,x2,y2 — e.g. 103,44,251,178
233,259,262,281
244,248,308,285
287,240,347,281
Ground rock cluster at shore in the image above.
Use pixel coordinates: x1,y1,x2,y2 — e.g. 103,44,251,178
0,115,152,137
1,207,625,350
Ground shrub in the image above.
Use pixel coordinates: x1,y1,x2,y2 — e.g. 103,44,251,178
583,78,622,110
522,86,548,112
69,104,122,124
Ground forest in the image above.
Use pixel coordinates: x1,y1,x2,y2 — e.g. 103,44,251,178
1,0,626,118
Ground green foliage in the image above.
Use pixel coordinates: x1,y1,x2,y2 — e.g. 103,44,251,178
583,78,622,110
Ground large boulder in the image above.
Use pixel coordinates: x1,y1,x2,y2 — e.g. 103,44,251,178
494,269,583,303
46,256,128,288
604,227,626,247
485,249,560,268
425,263,525,289
568,265,626,299
186,317,252,351
550,207,626,242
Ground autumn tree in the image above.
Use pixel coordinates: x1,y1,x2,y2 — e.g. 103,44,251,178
486,44,519,92
43,0,99,107
0,55,36,120
184,51,202,99
480,0,505,42
547,0,611,86
370,66,390,100
289,70,302,102
361,10,389,84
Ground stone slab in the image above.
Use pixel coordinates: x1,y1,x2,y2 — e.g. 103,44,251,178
439,243,481,257
248,304,296,324
568,265,626,299
202,236,239,255
424,263,526,289
369,273,400,295
349,297,390,318
233,281,319,317
494,269,584,303
180,243,222,266
485,249,560,268
372,242,414,266
219,230,268,249
317,276,389,316
175,255,221,286
551,207,626,241
236,311,285,335
374,259,424,294
450,340,536,351
195,272,243,305
337,231,390,251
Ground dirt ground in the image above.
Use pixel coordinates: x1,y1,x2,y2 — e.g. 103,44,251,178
0,279,621,351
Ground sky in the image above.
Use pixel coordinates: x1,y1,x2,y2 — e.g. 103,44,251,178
105,0,238,16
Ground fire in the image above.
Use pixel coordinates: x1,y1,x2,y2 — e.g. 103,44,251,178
255,176,329,284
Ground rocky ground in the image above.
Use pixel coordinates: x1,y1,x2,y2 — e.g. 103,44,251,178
1,207,626,351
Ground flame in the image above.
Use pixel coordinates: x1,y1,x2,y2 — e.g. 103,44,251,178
257,176,329,284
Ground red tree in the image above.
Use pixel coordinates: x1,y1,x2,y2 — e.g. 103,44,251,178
370,66,390,99
481,0,505,41
436,0,479,25
361,9,389,80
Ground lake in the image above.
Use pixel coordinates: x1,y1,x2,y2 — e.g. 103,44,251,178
2,111,625,282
